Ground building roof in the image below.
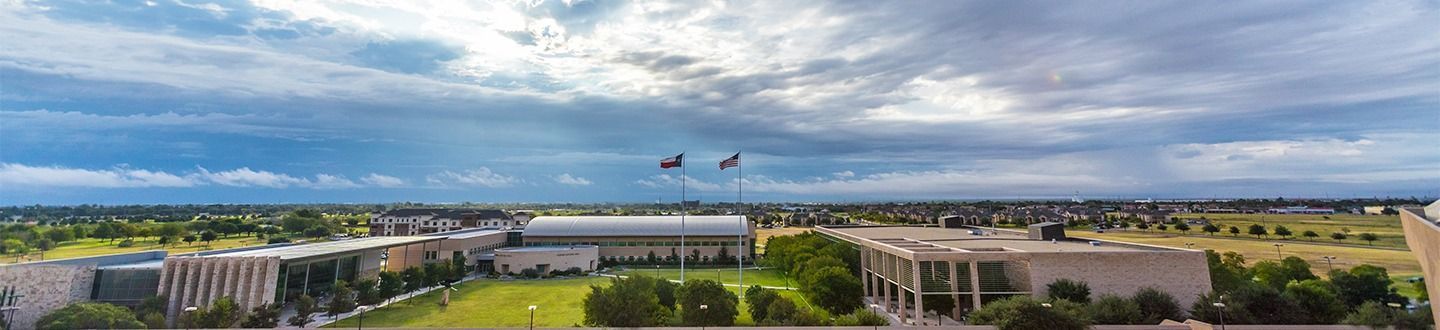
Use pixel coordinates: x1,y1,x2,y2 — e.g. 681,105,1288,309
524,216,749,237
819,226,1177,253
378,208,511,220
205,236,441,261
422,228,507,239
496,245,598,253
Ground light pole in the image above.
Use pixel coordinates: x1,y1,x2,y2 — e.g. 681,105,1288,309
1272,243,1284,259
699,304,709,330
1,306,19,330
1321,256,1336,273
355,306,369,330
528,305,537,330
183,306,198,330
868,303,882,330
1212,302,1226,330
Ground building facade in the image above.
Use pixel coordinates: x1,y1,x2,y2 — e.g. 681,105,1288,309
493,246,599,274
369,208,516,236
816,225,1211,326
522,216,755,263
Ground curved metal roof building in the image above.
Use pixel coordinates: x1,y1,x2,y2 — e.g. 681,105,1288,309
523,215,749,237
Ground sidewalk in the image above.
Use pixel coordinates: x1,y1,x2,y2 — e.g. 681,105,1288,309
292,273,484,328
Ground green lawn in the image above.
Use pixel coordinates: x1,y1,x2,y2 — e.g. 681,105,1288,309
325,277,822,327
328,278,603,328
2,235,270,264
616,267,795,288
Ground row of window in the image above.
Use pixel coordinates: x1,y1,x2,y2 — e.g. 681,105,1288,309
467,242,505,255
525,240,748,247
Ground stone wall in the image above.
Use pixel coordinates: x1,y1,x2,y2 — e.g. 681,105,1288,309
0,264,95,330
1027,250,1212,311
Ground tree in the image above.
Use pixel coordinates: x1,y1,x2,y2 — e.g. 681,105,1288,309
240,302,282,328
183,234,197,245
969,296,1089,330
1251,257,1317,290
423,262,448,288
717,245,731,265
200,230,218,246
195,296,242,328
355,279,382,305
287,295,317,327
1283,279,1346,324
1247,224,1268,238
1156,223,1168,231
678,279,739,326
1174,222,1190,234
92,223,117,243
1331,232,1348,243
1342,301,1394,328
922,293,956,319
1132,287,1183,324
1088,294,1142,325
833,310,888,326
1135,222,1149,231
646,250,658,264
34,302,145,330
327,280,358,316
377,271,405,303
1358,232,1379,245
1302,230,1319,241
745,285,781,322
1046,279,1091,303
798,266,863,314
1329,264,1405,308
655,277,678,310
1205,250,1252,294
141,312,167,329
582,276,667,327
763,297,800,325
402,266,426,298
45,228,73,243
158,235,174,247
1273,225,1292,239
35,238,54,251
1202,223,1220,235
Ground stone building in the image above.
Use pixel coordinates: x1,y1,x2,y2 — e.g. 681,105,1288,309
816,225,1211,326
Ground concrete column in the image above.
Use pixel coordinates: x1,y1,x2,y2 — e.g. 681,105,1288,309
227,258,243,301
860,247,871,300
165,259,188,323
895,255,906,324
969,261,982,311
912,261,923,325
881,255,892,312
194,258,213,307
181,258,202,312
156,258,173,299
950,261,962,319
211,259,229,303
234,258,253,310
261,257,281,305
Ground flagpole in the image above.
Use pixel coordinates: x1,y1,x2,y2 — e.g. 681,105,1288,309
680,153,686,283
736,151,744,297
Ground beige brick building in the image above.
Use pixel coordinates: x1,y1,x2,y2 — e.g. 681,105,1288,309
816,225,1211,326
1399,201,1439,322
522,216,755,263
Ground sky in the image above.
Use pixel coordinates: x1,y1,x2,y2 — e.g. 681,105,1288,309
1,0,1437,205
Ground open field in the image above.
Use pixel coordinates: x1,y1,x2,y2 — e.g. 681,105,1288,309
1172,213,1408,248
616,267,795,288
1,235,269,264
756,227,811,253
325,276,825,328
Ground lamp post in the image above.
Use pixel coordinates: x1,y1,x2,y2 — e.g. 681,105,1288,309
183,306,198,330
868,304,882,330
699,304,709,330
1272,243,1284,259
1212,302,1226,330
355,306,369,330
528,305,537,330
1321,256,1336,273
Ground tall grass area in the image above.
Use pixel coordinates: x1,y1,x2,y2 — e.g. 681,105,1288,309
2,235,267,264
1173,213,1408,248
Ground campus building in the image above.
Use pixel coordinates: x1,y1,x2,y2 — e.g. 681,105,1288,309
385,228,515,272
369,208,517,236
0,237,442,329
522,216,755,264
493,245,600,274
815,224,1212,325
1399,200,1440,322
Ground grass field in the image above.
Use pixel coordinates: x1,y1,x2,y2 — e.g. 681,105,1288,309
1,235,270,264
1172,213,1408,248
756,227,811,253
324,276,825,328
327,278,602,328
616,267,795,288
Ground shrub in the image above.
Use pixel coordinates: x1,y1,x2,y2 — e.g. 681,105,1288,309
266,237,291,244
519,268,540,279
1087,294,1141,324
1046,279,1091,303
833,309,888,326
1132,287,1183,324
116,239,135,247
35,302,145,330
969,296,1089,330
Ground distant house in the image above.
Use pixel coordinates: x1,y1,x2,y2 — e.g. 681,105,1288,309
1266,206,1335,215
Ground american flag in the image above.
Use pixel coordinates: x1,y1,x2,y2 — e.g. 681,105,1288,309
719,152,740,170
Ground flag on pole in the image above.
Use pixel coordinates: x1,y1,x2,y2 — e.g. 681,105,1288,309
661,153,684,169
719,152,740,170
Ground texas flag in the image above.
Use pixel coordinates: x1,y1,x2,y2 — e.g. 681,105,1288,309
660,153,684,169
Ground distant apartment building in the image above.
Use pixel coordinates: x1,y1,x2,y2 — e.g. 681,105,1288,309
1266,206,1336,214
369,208,517,236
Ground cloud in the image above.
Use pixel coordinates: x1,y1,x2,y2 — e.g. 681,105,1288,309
553,173,593,186
831,170,855,178
361,173,406,187
426,167,520,188
0,163,199,188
